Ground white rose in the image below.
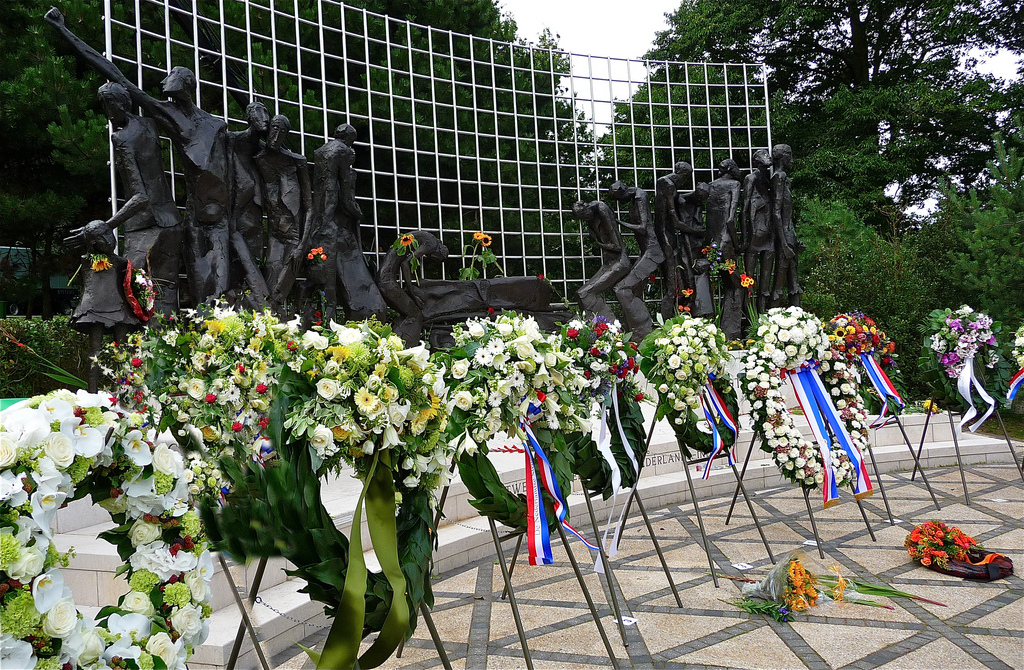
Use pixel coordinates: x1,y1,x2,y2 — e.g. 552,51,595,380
122,589,156,616
42,597,78,638
668,355,681,369
451,359,470,379
0,433,19,468
170,604,204,642
316,378,340,400
331,324,363,345
467,322,485,338
795,457,806,468
146,632,180,668
184,570,211,604
151,444,183,477
79,627,105,665
311,425,334,456
128,519,163,547
186,379,206,399
42,433,75,469
301,331,329,350
453,391,474,411
8,545,45,582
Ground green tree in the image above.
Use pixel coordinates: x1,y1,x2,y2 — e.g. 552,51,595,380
943,120,1024,326
646,0,1022,226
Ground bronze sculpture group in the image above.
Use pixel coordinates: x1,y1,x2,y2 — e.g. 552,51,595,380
575,151,802,342
47,9,385,330
46,6,802,379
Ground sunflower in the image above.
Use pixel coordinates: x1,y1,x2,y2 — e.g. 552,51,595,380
479,233,493,247
90,255,112,272
399,233,415,247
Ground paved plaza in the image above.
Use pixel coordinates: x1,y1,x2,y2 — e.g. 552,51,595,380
276,462,1023,670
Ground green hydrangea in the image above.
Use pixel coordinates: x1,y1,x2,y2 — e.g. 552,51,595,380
0,533,20,569
66,456,93,484
50,420,62,432
84,406,106,426
129,569,161,594
164,581,192,608
137,651,155,670
36,658,61,670
397,366,415,389
181,511,202,539
154,472,175,495
200,602,213,618
45,543,71,569
0,590,41,638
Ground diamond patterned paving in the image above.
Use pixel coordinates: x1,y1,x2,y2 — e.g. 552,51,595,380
274,462,1023,669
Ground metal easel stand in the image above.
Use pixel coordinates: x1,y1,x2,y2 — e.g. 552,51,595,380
582,489,629,648
610,421,684,608
220,553,271,670
726,432,877,545
911,404,970,505
801,489,826,560
677,442,776,588
891,412,943,511
488,518,621,670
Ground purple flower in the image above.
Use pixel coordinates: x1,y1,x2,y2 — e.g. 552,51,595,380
947,318,963,333
987,336,997,345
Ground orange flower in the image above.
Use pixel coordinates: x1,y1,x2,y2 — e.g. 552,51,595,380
399,234,415,247
320,254,327,261
682,288,694,297
740,273,754,288
307,253,315,260
479,233,493,247
91,257,112,272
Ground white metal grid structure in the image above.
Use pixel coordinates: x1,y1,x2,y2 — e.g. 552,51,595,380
102,0,771,300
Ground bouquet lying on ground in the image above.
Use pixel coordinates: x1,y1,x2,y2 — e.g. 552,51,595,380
905,521,1013,580
728,550,945,623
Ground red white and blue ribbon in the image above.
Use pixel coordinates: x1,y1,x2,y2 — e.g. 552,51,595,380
700,381,738,480
957,357,997,435
859,353,905,428
1007,367,1024,402
521,405,599,566
789,364,873,507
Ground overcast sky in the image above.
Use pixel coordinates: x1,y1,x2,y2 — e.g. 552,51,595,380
499,0,1021,80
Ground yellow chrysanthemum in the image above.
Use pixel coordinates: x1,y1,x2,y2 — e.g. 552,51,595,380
206,320,225,336
328,345,350,361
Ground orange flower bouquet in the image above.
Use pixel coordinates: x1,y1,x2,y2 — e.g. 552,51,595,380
905,521,977,568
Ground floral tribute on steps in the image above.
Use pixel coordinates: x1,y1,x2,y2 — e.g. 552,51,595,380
739,307,870,508
103,307,455,670
639,314,739,475
438,311,595,566
0,390,212,670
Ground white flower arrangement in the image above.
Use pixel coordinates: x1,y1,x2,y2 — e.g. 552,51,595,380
441,312,592,455
1012,323,1024,371
101,306,286,467
0,390,211,670
281,320,452,493
639,314,730,425
742,308,855,491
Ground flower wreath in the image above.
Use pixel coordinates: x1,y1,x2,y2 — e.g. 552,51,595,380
740,308,860,504
101,306,286,471
560,316,650,500
208,319,452,669
122,261,156,322
1,390,211,670
1009,323,1024,403
105,311,453,669
639,314,739,465
919,306,1008,431
438,312,592,533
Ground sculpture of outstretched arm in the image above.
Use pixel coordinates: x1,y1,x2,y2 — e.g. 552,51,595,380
63,195,150,249
45,8,170,124
616,217,643,233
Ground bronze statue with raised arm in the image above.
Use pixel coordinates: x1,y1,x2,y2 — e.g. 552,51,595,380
46,7,235,305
